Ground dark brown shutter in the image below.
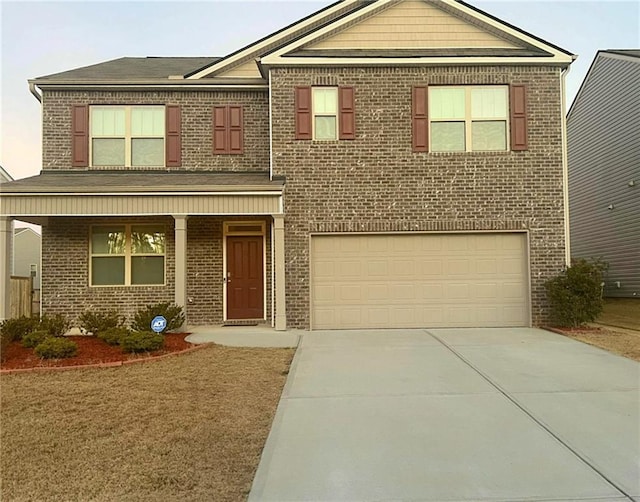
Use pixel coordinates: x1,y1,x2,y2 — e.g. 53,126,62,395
338,86,356,140
510,84,528,151
228,105,243,154
295,86,312,140
213,106,228,153
72,105,89,167
412,86,428,152
165,105,181,167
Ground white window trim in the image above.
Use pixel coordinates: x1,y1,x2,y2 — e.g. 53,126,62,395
429,86,509,153
89,224,166,287
312,87,339,141
90,105,166,168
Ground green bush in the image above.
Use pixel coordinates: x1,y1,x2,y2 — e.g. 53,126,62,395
34,337,78,359
97,327,130,346
79,309,124,335
0,316,40,342
0,330,12,362
40,314,72,337
22,330,51,349
120,331,164,353
545,258,608,327
131,302,184,333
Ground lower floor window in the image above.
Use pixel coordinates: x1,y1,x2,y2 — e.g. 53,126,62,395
90,225,165,286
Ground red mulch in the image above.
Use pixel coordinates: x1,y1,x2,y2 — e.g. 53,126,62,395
0,333,194,370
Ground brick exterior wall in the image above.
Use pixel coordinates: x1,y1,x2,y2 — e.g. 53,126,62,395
42,216,176,323
41,216,272,327
270,66,567,328
41,90,269,171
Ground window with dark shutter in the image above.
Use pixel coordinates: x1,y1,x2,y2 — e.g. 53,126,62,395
72,105,89,167
295,87,312,140
510,84,528,151
165,105,181,167
339,86,355,140
213,105,244,154
412,87,428,152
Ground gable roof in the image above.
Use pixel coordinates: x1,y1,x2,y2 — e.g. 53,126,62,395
195,0,573,79
567,49,640,119
0,165,14,183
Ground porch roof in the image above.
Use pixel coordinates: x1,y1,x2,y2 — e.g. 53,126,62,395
0,171,284,222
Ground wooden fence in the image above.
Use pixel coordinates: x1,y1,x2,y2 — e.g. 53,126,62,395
10,276,32,318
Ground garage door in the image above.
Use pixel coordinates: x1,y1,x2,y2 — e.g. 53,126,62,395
310,233,529,329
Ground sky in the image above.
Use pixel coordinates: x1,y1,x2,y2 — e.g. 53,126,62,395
1,0,639,183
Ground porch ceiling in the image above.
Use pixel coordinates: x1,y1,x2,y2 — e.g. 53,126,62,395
0,171,284,219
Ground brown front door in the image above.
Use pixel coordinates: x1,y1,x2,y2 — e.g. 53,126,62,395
226,236,264,320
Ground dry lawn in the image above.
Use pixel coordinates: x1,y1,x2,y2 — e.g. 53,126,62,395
1,344,294,502
597,297,640,331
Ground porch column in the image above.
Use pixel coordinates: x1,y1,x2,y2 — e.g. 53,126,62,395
0,217,13,321
173,215,188,316
273,214,287,331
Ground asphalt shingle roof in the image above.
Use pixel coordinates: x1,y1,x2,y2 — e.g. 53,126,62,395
35,57,221,81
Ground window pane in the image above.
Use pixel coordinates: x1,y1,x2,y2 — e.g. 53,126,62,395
131,226,165,254
472,121,507,151
431,122,465,152
429,88,465,120
131,138,164,166
91,107,125,136
93,138,125,166
131,107,165,136
92,257,125,285
471,87,507,119
313,88,337,114
315,116,337,140
92,227,125,254
131,256,164,285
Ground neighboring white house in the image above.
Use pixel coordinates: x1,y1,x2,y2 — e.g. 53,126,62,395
13,227,41,290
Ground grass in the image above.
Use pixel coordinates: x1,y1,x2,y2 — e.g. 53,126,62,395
597,297,640,331
1,344,294,501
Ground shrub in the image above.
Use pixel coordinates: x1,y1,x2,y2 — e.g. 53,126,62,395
34,337,78,359
120,331,164,353
0,316,40,342
22,330,51,349
97,327,130,346
131,302,184,333
40,314,72,337
545,258,608,327
79,309,124,335
0,330,12,362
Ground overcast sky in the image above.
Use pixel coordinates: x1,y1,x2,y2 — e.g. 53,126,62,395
1,0,638,182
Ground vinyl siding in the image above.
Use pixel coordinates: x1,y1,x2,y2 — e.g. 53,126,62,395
568,54,640,297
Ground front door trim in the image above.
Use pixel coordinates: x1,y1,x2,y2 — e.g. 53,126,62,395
223,221,267,322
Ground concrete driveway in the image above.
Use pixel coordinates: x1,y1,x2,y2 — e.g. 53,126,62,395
249,328,639,502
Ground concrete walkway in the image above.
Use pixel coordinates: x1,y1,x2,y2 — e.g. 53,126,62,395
249,328,640,502
185,325,299,348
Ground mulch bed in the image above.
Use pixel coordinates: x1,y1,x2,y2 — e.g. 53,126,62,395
1,333,194,370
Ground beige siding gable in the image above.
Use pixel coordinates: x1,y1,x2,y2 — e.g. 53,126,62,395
215,60,262,79
305,0,519,50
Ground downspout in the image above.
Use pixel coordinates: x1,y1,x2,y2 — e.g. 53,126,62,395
268,67,273,181
29,81,42,102
560,65,571,266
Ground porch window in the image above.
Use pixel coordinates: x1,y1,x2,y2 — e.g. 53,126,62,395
90,225,165,286
91,106,165,167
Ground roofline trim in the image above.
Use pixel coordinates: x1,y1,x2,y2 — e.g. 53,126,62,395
261,0,574,65
1,190,283,197
186,0,359,79
31,81,269,91
260,56,571,67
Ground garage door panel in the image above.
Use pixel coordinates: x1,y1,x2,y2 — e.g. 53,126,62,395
311,234,528,329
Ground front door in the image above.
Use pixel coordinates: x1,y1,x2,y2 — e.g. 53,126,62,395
226,236,264,320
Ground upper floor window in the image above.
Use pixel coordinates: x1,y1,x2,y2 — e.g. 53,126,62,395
91,106,165,167
295,86,355,141
429,86,508,152
412,84,527,153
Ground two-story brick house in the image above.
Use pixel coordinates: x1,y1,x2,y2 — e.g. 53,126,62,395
0,0,574,330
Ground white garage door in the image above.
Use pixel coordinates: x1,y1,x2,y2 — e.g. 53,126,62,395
310,233,529,329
